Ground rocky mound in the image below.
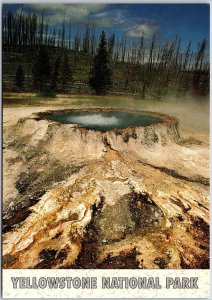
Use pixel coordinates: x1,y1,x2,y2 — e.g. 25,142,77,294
2,109,209,269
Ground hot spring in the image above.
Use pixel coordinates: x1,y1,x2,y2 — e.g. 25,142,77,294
15,108,180,168
41,110,164,132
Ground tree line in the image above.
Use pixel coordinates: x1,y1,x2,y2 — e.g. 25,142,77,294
3,10,209,98
14,31,111,96
3,11,113,55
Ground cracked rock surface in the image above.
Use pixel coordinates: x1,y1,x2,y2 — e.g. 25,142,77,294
2,109,209,269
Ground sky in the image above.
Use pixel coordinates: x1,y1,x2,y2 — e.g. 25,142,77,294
2,3,210,53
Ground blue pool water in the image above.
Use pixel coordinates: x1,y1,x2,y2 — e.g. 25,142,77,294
43,111,164,132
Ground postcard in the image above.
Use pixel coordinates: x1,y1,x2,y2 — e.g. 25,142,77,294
1,1,210,299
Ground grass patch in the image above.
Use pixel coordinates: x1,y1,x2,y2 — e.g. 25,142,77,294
3,94,49,107
3,92,142,108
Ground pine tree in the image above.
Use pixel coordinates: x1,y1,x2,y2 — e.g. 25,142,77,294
15,65,25,89
89,31,112,95
32,46,55,96
59,52,73,92
51,56,61,92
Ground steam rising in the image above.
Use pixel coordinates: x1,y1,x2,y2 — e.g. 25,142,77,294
68,114,119,126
